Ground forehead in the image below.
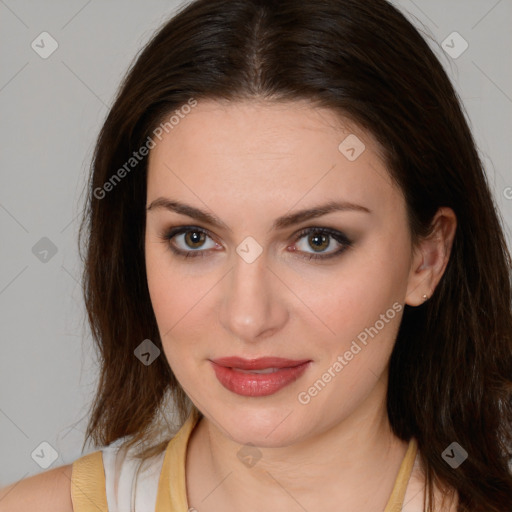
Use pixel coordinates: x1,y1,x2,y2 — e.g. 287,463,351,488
146,99,399,214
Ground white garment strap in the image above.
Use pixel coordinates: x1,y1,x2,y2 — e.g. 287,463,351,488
101,438,166,512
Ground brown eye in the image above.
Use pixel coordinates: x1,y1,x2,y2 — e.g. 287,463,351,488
184,230,207,249
162,226,218,258
307,232,330,252
293,227,353,261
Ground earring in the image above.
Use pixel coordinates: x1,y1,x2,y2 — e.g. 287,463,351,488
422,294,429,301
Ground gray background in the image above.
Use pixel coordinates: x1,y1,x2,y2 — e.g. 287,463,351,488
1,0,511,486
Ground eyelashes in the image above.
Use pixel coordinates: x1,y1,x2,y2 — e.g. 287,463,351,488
292,227,352,260
158,225,353,262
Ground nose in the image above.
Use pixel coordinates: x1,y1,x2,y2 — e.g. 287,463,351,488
219,250,289,342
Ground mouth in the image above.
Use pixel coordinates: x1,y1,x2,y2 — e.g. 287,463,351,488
209,357,312,397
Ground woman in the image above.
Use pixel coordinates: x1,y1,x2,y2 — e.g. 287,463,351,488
2,0,511,511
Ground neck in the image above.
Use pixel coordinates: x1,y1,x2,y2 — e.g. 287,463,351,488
187,372,410,511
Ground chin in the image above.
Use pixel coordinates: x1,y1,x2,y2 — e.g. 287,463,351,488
208,399,314,447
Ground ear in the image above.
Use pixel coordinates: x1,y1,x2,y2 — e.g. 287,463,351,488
405,207,457,307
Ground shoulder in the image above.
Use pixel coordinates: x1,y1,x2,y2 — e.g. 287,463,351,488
0,464,73,512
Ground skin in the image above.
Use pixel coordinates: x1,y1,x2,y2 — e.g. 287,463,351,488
144,99,457,512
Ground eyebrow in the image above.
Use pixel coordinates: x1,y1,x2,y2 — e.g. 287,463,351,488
146,197,371,232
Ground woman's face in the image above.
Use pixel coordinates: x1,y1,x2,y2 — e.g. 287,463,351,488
145,99,419,447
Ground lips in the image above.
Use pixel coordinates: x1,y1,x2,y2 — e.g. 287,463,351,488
210,357,311,397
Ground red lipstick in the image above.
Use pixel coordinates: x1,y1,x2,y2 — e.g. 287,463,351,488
210,357,311,397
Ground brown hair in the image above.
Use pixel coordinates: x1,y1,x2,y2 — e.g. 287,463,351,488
78,0,512,510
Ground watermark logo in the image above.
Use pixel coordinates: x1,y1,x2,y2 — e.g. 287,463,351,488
236,236,263,264
31,441,59,469
32,237,58,263
441,32,469,60
31,32,58,59
442,442,468,469
134,339,161,366
237,443,262,468
338,134,366,161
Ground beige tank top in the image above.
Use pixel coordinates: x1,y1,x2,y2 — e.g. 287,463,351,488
71,409,421,511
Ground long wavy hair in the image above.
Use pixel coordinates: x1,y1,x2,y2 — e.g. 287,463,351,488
78,0,512,510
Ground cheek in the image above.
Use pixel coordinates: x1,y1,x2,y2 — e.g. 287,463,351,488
293,252,407,412
145,237,204,329
145,239,189,358
289,236,410,398
145,243,173,324
296,239,410,335
145,240,218,374
146,264,195,385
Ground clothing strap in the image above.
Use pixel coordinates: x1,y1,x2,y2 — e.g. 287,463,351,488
384,438,418,512
155,412,417,512
155,408,201,511
71,451,109,512
71,416,417,512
